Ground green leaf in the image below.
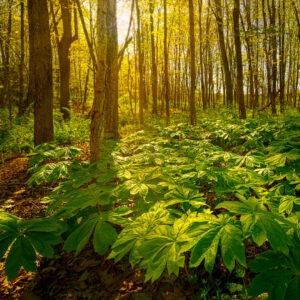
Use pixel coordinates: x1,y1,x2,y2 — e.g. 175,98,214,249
64,218,97,256
0,232,16,261
190,214,246,273
26,231,61,258
216,198,291,254
249,249,300,300
0,212,19,233
93,221,117,255
5,236,36,281
109,204,171,263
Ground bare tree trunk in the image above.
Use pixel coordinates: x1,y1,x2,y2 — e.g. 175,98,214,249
279,0,285,113
269,0,277,114
291,1,300,42
233,0,246,119
198,0,206,110
213,0,233,107
164,0,170,124
82,61,91,114
105,0,119,138
1,2,12,110
28,0,54,146
149,0,158,115
262,0,272,104
241,0,254,110
90,0,107,162
18,0,25,116
58,0,78,120
188,0,196,125
135,0,145,127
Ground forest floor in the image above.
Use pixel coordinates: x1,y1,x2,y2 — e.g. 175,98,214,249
0,149,192,300
1,112,298,300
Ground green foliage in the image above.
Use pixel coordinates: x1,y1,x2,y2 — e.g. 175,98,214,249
189,214,246,273
0,110,90,155
0,212,64,280
1,112,299,300
27,144,83,186
249,247,300,300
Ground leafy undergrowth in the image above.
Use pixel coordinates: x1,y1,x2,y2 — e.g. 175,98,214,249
1,113,299,299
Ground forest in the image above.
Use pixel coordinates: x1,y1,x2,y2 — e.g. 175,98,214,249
0,0,299,298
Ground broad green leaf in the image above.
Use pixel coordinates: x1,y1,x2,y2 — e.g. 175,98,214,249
216,199,291,254
64,218,97,255
249,248,300,300
0,233,16,261
26,231,61,258
93,221,117,255
5,236,36,281
189,214,246,273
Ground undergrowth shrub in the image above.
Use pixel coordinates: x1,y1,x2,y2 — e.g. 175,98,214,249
1,112,299,299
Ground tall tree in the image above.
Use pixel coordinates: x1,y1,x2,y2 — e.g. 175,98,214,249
269,0,277,114
105,0,119,138
163,0,170,124
1,1,12,109
149,0,158,115
188,0,196,125
52,0,78,120
213,0,233,107
90,0,107,162
28,0,54,146
279,0,285,113
135,0,145,127
18,0,25,116
233,0,246,119
198,0,206,110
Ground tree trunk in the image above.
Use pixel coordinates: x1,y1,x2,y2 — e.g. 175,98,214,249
233,0,246,119
105,0,119,139
213,0,233,107
18,0,25,116
269,0,277,114
188,0,196,125
279,0,285,113
135,0,145,127
82,61,90,114
90,0,107,163
164,0,170,124
58,0,78,120
1,2,12,109
198,0,206,110
28,0,54,146
149,0,158,115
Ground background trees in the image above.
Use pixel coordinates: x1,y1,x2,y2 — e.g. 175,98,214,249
0,0,299,152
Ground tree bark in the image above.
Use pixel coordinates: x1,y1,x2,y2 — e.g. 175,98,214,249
269,0,277,114
90,0,107,163
135,0,145,127
233,0,246,119
213,0,233,107
18,0,25,116
164,0,170,124
188,0,196,125
58,0,78,120
28,0,54,146
1,2,12,109
105,0,119,139
149,0,158,115
279,0,285,113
